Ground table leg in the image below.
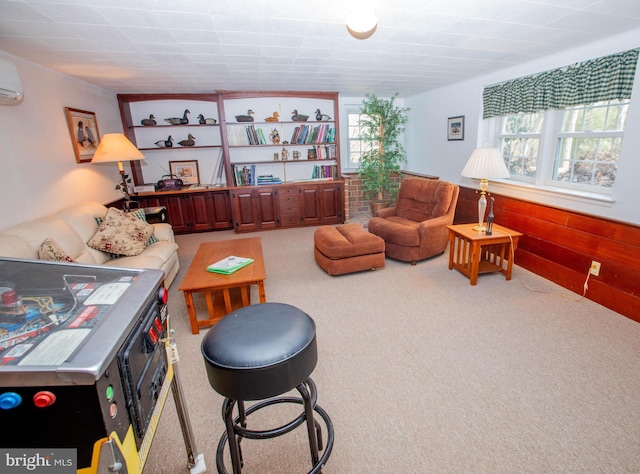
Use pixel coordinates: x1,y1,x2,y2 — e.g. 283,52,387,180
222,289,232,314
183,291,199,335
470,242,480,285
240,286,249,307
205,291,215,318
448,232,455,270
257,281,267,303
505,237,519,281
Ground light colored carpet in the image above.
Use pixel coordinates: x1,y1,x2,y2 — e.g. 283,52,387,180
143,225,640,473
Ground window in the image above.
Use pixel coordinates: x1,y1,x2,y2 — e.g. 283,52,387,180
493,99,630,193
553,99,629,188
346,111,373,169
498,112,544,180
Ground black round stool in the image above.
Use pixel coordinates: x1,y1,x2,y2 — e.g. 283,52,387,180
201,303,334,474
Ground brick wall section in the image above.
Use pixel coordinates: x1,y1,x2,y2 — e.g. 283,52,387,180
342,172,436,220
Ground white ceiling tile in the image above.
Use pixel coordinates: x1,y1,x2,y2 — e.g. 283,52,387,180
1,0,639,96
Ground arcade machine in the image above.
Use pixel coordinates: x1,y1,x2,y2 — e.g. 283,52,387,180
0,257,206,473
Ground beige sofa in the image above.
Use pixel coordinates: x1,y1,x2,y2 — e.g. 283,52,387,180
0,201,179,288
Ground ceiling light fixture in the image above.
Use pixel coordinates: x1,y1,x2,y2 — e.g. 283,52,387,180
346,8,377,40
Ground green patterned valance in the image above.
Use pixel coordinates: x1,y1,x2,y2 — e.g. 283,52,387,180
483,49,639,119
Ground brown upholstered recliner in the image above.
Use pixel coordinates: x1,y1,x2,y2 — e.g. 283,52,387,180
367,178,459,265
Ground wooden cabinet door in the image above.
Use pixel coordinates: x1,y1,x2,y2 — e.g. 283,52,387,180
188,193,214,232
164,195,190,233
231,189,260,232
210,191,233,229
256,188,278,229
300,185,321,225
320,183,343,224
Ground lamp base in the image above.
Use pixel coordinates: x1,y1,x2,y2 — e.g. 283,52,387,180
472,225,486,232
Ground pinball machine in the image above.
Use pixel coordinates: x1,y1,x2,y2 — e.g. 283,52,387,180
0,257,204,473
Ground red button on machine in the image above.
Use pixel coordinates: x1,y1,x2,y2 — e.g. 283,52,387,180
33,391,56,408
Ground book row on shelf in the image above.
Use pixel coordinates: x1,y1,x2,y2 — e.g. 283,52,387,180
227,124,335,146
311,164,338,180
232,165,280,186
231,164,338,186
290,123,335,145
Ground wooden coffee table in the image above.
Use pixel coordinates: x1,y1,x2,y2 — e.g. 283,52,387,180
179,237,267,334
447,223,523,285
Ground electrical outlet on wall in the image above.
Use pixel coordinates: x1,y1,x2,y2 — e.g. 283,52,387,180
590,261,601,276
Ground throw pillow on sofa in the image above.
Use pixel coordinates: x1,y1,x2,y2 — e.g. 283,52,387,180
38,238,76,262
95,208,159,246
88,208,154,257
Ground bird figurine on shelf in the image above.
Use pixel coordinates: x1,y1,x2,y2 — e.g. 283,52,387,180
265,111,279,122
164,109,190,125
291,109,309,121
314,109,331,121
235,109,255,122
178,134,196,147
197,114,217,125
155,135,173,148
141,114,156,126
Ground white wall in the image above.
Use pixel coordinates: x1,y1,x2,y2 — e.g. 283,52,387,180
404,29,640,225
0,53,124,230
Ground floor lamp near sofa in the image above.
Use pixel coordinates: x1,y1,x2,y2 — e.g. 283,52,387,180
461,145,509,232
91,133,145,210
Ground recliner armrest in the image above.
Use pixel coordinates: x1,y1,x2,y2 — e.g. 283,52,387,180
375,206,396,218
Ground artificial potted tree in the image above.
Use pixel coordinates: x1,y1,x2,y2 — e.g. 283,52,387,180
357,93,409,214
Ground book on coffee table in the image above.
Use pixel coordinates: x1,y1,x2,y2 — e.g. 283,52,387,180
206,255,254,275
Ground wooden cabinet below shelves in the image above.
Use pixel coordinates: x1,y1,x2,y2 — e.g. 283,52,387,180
230,187,278,232
230,181,343,232
134,189,232,234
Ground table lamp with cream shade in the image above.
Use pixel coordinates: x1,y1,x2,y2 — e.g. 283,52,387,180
91,133,145,209
461,144,510,232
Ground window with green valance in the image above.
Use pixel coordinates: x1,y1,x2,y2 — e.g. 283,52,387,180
483,49,639,119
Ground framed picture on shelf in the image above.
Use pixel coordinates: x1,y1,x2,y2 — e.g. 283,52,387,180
65,107,101,163
170,160,200,185
447,116,464,141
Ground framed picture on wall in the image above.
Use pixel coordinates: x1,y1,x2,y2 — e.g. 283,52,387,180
65,107,101,163
447,116,464,141
170,160,200,185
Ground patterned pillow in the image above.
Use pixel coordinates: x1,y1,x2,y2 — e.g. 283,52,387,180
88,208,155,257
38,238,76,262
95,208,159,245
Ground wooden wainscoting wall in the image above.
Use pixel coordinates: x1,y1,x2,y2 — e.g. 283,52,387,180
455,186,640,323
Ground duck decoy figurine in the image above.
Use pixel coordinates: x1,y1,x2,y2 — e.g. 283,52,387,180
164,109,190,125
235,109,255,122
291,109,309,121
264,111,279,122
178,134,196,147
314,109,331,121
141,114,157,126
197,114,217,125
155,135,173,148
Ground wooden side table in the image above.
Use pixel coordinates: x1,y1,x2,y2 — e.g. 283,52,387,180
446,223,523,285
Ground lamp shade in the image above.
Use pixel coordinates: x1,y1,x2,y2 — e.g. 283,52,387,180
91,133,145,164
346,8,377,40
461,145,509,179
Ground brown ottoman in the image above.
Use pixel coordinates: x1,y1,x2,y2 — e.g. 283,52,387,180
314,224,385,275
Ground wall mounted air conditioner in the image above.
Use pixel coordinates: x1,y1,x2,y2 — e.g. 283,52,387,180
0,58,24,105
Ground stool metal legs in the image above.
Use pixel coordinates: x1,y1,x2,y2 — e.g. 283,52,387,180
216,377,334,474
